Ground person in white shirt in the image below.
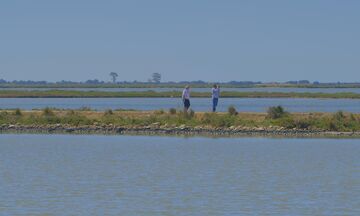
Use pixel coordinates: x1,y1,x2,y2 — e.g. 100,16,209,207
182,85,191,112
211,84,220,112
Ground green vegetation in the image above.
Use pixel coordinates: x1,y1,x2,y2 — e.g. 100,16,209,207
104,109,114,116
42,107,55,116
14,108,22,116
169,108,177,115
227,105,238,116
267,106,288,119
1,107,359,132
1,90,360,99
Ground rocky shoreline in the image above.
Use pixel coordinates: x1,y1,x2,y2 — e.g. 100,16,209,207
1,124,359,138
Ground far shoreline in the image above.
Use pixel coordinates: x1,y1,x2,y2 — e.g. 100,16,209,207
1,90,360,99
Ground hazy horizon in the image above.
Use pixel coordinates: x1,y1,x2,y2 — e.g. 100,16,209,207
1,1,359,82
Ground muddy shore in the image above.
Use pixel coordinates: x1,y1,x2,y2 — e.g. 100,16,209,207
1,124,359,138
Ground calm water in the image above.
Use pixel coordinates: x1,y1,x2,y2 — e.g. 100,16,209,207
1,98,360,113
0,135,359,215
2,87,360,93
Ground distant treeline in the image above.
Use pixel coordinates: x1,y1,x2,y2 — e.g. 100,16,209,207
0,79,360,88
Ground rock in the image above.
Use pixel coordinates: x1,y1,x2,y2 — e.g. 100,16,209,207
179,124,186,129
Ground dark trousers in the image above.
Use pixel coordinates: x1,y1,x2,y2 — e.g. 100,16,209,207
184,99,190,109
212,98,218,112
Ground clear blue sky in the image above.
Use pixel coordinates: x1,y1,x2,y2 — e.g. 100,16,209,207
1,0,359,82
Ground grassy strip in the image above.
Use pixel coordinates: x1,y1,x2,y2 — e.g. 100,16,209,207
1,90,360,98
1,108,360,132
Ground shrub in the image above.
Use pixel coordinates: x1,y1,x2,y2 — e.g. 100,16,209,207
276,116,295,129
328,111,347,131
104,109,114,116
333,111,345,121
42,107,54,116
155,109,165,115
169,108,177,115
228,106,238,116
14,108,22,116
267,106,287,119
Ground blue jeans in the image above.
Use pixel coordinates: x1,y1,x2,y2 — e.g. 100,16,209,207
212,98,218,112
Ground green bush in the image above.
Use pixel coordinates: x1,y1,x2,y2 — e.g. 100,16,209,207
169,108,177,115
228,106,238,116
333,111,345,121
104,109,114,116
154,109,165,115
14,108,22,116
275,116,295,129
267,106,287,119
42,107,54,116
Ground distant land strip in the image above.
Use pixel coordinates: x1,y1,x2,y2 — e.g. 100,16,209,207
1,90,360,99
0,110,359,137
1,83,360,89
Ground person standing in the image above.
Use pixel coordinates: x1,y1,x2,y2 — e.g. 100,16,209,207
212,84,220,112
182,85,191,112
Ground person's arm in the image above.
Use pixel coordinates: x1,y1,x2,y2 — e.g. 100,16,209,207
182,90,185,101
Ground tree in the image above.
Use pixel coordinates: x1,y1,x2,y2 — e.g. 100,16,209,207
109,72,118,83
152,73,161,83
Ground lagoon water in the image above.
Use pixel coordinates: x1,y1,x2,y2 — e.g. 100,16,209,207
0,135,359,215
2,87,360,93
0,97,360,113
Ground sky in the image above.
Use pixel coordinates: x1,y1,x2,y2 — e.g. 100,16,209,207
1,0,359,82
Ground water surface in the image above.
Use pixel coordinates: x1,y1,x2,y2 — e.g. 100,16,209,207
1,97,359,113
0,135,359,215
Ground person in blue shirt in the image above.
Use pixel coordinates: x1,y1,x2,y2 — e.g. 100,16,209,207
211,84,220,112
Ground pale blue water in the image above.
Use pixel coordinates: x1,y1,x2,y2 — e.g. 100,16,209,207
2,87,360,93
0,97,360,113
0,135,359,215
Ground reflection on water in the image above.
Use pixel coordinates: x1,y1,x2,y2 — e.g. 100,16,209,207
0,97,360,113
0,135,359,215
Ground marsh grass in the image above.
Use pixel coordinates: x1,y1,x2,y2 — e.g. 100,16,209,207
104,109,114,116
169,108,177,115
42,107,55,116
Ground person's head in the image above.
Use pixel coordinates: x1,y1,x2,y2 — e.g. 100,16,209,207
213,84,217,88
185,85,190,89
